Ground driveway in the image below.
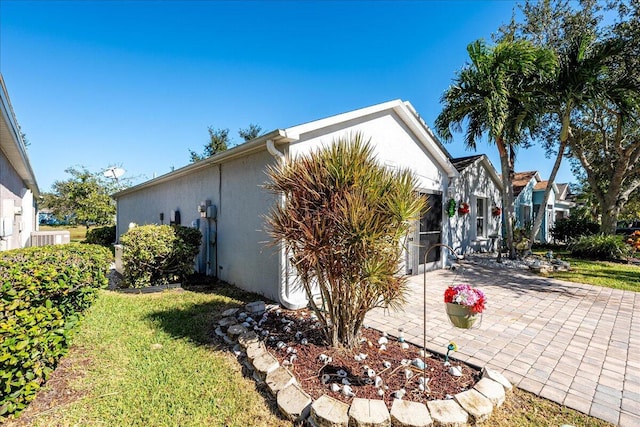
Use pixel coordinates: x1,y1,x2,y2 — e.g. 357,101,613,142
365,262,639,426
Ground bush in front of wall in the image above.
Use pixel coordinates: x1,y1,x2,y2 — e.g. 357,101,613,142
0,243,112,419
568,233,631,261
120,224,202,288
85,225,116,247
551,216,599,242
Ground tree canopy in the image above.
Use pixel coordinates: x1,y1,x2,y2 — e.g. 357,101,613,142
41,166,126,229
501,0,640,235
435,39,557,258
189,124,263,162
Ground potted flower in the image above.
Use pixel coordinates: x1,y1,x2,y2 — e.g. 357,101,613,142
458,202,470,215
492,206,502,217
444,284,486,329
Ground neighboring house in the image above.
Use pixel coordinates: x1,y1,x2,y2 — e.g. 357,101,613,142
532,180,575,243
512,171,540,230
512,172,575,243
0,74,39,251
448,155,503,254
114,100,486,308
552,183,574,220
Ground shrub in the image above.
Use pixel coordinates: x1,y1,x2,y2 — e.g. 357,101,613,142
551,217,599,242
120,225,202,288
85,225,116,247
568,234,631,260
265,134,425,348
0,243,112,418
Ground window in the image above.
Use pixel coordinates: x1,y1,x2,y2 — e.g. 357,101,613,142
476,198,485,237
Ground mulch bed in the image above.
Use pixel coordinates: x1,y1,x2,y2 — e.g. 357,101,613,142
256,306,481,408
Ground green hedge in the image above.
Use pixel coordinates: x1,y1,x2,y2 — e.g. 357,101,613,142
85,225,116,247
0,243,112,418
569,234,631,260
120,225,202,288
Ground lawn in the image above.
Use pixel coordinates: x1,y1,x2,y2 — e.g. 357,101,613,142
533,249,640,292
9,286,289,427
39,224,88,242
7,285,613,427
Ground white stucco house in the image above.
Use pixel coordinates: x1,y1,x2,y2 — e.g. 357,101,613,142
114,100,501,308
448,155,503,254
0,74,39,251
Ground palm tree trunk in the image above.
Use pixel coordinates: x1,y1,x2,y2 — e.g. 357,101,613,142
497,138,517,259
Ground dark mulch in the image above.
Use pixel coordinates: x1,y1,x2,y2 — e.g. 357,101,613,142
257,307,481,408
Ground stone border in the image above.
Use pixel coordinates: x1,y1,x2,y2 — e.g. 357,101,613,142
223,302,514,426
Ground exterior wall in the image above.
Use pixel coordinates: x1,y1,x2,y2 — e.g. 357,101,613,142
289,111,447,192
533,189,557,243
216,149,281,301
448,161,502,254
0,151,35,250
115,149,282,302
115,105,458,306
116,164,222,238
514,181,535,229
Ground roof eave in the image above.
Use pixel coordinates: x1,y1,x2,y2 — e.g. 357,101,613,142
113,129,295,198
0,74,40,198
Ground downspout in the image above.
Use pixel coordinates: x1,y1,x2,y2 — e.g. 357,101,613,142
266,139,307,309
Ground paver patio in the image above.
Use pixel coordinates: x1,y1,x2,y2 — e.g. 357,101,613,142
365,261,640,426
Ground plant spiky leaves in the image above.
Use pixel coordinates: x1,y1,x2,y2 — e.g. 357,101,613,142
265,133,426,349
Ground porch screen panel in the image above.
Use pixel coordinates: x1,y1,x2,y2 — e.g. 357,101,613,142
419,193,442,264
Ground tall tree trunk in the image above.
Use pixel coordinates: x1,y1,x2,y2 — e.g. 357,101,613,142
497,138,517,259
572,134,640,235
528,136,569,248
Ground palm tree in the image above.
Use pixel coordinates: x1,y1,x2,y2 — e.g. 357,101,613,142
435,39,557,258
265,133,425,348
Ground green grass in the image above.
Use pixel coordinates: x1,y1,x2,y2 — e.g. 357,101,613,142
20,287,288,427
40,224,88,242
489,388,612,427
11,284,614,427
533,249,640,292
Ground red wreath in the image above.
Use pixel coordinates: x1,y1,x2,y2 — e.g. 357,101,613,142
492,207,502,217
458,202,470,215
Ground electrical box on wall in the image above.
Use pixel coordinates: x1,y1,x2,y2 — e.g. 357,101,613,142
206,205,217,220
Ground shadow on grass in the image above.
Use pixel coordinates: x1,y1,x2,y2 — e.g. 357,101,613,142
145,279,270,346
144,280,285,421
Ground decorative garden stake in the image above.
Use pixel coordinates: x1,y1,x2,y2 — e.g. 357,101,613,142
445,341,458,365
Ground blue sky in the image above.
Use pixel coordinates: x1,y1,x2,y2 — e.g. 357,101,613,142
1,0,576,192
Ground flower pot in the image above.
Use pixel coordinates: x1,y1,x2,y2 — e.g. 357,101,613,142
445,303,479,329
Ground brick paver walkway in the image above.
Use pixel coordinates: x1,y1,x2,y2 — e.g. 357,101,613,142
365,262,640,426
